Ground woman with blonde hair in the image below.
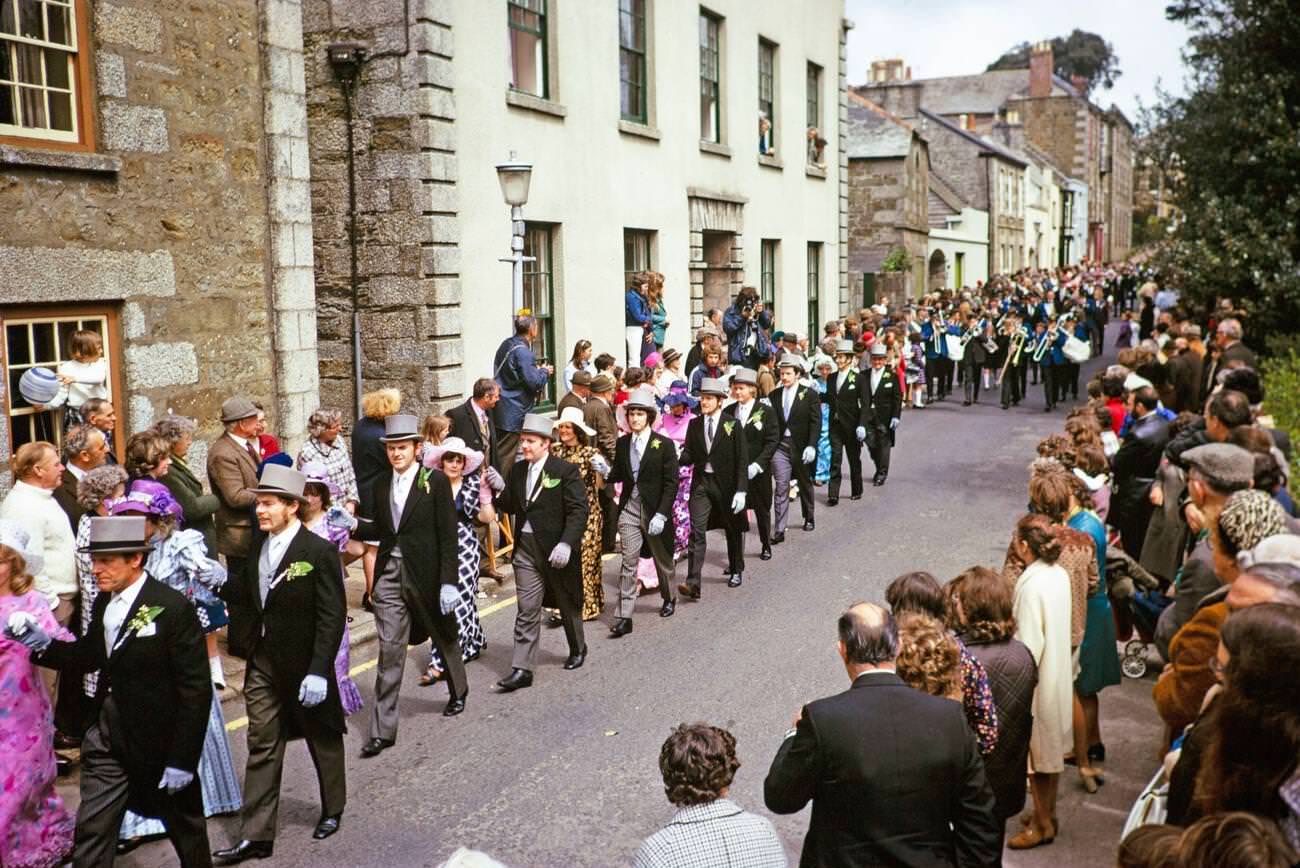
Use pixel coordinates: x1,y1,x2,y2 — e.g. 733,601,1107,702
354,387,401,611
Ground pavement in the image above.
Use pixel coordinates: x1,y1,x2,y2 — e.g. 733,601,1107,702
66,325,1166,868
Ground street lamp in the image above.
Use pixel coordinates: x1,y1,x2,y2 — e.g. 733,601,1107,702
496,152,535,319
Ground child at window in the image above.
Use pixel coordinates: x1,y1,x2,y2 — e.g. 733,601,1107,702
45,330,109,428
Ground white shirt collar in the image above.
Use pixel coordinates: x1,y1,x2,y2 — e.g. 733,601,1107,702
394,463,418,483
228,432,251,450
110,572,148,607
632,428,652,448
67,463,88,480
269,518,300,547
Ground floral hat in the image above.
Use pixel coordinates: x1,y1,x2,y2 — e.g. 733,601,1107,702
662,380,698,410
109,479,184,522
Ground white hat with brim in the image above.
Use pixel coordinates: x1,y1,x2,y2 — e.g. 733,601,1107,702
0,518,44,576
424,436,484,476
554,406,596,437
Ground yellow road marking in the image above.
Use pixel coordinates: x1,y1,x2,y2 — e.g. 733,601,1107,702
224,594,520,732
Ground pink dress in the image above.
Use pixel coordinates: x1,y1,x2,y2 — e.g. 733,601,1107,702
0,591,75,868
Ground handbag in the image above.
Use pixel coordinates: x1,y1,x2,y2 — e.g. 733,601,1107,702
1063,335,1092,363
1121,766,1169,839
944,334,965,361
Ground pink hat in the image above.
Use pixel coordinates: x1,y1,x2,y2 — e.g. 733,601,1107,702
644,351,663,369
421,436,484,476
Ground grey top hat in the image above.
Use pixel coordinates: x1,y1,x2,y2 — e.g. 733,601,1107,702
698,377,728,397
625,386,659,415
731,368,758,387
251,464,308,503
221,396,259,424
379,413,421,442
776,352,805,371
1184,443,1255,488
0,518,44,576
521,413,555,439
834,338,856,355
78,516,154,555
869,343,888,357
571,369,593,387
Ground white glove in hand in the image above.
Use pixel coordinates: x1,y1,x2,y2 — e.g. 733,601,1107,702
731,492,746,514
484,466,506,493
298,674,328,708
548,542,572,569
589,454,610,477
801,446,816,464
647,513,666,537
439,585,459,615
747,462,761,480
158,767,194,795
855,426,867,442
325,504,358,531
5,612,50,653
890,418,900,431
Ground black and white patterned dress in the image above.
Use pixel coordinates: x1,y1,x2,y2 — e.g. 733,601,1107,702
428,469,487,670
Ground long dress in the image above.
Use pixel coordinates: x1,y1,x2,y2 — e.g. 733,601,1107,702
550,443,605,620
1013,559,1074,774
303,515,364,716
0,590,75,868
655,410,694,558
814,380,832,484
120,530,242,839
426,471,488,669
1069,507,1122,696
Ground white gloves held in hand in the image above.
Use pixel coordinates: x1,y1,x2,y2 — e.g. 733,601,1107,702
589,454,611,477
731,493,747,514
439,585,459,615
548,542,572,569
158,767,195,795
647,513,667,537
801,446,816,465
298,674,328,708
5,612,50,653
747,462,762,480
855,426,867,442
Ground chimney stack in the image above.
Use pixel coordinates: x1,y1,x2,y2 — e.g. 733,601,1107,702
1028,41,1053,99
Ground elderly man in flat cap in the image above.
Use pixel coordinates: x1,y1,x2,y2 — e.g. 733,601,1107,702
208,396,264,582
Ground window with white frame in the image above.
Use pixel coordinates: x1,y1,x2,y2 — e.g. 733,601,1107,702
0,0,90,146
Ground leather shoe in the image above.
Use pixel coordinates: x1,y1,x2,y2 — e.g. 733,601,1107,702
873,475,887,487
677,583,700,600
803,520,815,532
497,668,534,691
359,738,394,758
609,618,633,638
53,732,81,750
442,694,467,717
563,647,587,669
771,531,786,545
850,493,862,501
759,546,772,560
660,599,676,617
826,497,838,507
213,840,274,863
313,814,342,840
727,573,743,588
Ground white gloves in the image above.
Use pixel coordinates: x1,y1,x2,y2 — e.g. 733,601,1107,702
801,446,816,464
5,612,50,653
484,466,506,493
549,542,572,569
158,767,195,795
298,674,328,708
325,504,358,531
589,454,611,477
747,462,762,480
439,585,459,615
855,426,866,442
890,418,900,431
731,492,746,514
648,513,667,537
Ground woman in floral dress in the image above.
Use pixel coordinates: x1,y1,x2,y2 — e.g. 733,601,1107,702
813,358,834,485
551,407,607,620
655,382,697,560
0,521,75,868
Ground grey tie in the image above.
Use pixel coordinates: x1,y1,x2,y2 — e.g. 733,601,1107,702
706,415,715,452
258,536,275,605
391,477,404,529
784,387,794,418
631,436,643,478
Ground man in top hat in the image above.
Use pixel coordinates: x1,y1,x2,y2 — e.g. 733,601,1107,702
350,414,467,760
213,465,347,863
770,354,821,539
724,367,779,560
864,344,903,487
496,414,589,691
558,369,592,416
208,396,264,581
8,516,212,868
584,373,619,553
824,339,869,506
677,377,749,597
606,386,679,635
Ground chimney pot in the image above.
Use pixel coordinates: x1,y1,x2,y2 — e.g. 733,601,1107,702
1028,42,1053,99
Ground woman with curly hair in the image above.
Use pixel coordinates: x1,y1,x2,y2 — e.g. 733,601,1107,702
895,613,962,702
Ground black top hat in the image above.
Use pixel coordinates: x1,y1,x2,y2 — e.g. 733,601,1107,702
78,516,154,555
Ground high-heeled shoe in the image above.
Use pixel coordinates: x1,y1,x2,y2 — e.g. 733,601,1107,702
1079,766,1105,793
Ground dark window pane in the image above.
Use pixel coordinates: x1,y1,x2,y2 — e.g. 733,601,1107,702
47,85,69,129
17,0,39,38
46,2,69,46
44,47,67,88
0,83,13,125
9,368,32,409
57,321,77,357
15,42,41,84
31,321,54,361
6,323,30,365
1,0,15,35
17,84,44,128
0,39,10,82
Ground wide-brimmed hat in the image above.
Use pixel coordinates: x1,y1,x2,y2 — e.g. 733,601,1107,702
300,460,342,500
834,339,856,356
0,518,44,576
379,413,421,442
663,380,699,410
250,464,308,504
423,436,484,475
624,386,659,420
571,369,593,387
221,396,259,424
662,348,682,367
590,374,615,394
776,352,805,371
109,480,184,521
521,413,555,440
555,406,596,437
699,377,728,397
731,368,758,387
78,516,154,555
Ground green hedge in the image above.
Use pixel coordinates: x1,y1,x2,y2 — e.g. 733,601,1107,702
1261,336,1300,486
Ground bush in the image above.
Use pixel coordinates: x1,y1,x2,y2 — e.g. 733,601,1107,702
1260,338,1300,486
881,247,909,273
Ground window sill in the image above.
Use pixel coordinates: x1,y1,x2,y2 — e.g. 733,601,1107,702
505,89,567,119
618,120,660,141
0,144,121,175
805,163,827,179
758,153,784,170
699,140,731,158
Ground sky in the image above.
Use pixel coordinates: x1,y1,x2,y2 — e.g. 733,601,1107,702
844,0,1192,122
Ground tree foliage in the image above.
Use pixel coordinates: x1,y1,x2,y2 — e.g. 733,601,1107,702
986,29,1122,94
1143,0,1300,345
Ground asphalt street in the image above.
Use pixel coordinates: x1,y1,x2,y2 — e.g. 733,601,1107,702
89,332,1164,868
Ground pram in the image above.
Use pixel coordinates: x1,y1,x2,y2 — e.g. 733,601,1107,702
1106,545,1168,678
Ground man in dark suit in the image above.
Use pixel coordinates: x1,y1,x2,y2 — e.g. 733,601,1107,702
764,602,1000,868
447,377,500,469
556,370,592,417
863,344,902,487
724,368,778,560
607,387,679,636
10,516,213,868
495,414,589,692
770,354,821,538
824,341,869,506
1112,386,1172,559
351,414,467,760
53,424,108,528
677,377,748,597
213,466,347,863
493,315,554,471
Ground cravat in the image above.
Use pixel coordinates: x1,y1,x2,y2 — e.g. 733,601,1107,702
706,415,715,452
259,536,275,605
631,436,643,477
784,387,794,418
104,595,127,655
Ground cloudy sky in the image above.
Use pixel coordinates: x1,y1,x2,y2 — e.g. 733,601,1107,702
844,0,1192,122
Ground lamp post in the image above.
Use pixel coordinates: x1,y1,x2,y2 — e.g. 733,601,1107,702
495,152,534,320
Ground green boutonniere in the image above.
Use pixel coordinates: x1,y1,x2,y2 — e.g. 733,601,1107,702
416,467,432,494
722,420,735,436
125,605,165,637
269,560,314,593
650,438,662,450
540,471,561,489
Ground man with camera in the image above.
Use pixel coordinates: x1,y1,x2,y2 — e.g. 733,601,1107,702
492,315,554,471
723,286,773,371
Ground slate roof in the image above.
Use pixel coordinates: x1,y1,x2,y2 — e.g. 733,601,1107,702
918,109,1027,167
846,91,917,160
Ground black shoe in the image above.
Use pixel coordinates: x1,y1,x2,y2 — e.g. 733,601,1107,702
609,618,633,638
677,583,701,600
118,833,167,856
313,814,342,840
660,599,676,617
545,612,563,629
1001,403,1009,410
826,497,838,507
442,693,467,716
873,475,887,487
359,738,394,758
962,400,971,406
53,732,82,750
803,520,815,532
496,668,534,691
1044,406,1052,413
849,493,862,501
727,573,743,588
214,840,274,863
563,647,588,669
771,532,786,545
55,756,73,777
759,546,772,560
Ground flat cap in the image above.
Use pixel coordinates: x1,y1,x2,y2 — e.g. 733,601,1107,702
221,396,259,423
589,374,615,393
571,370,593,387
1183,443,1255,487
